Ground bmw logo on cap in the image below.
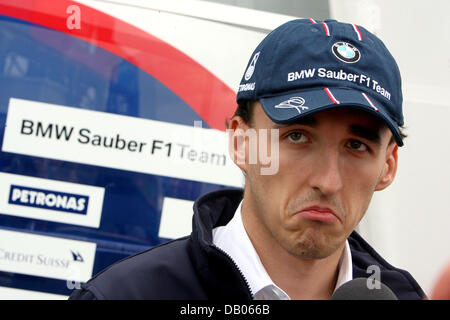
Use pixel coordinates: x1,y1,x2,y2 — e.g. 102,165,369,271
332,42,360,63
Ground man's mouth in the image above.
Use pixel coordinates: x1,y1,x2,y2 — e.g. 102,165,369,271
296,205,340,223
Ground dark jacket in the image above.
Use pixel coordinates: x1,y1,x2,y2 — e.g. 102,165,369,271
69,189,426,300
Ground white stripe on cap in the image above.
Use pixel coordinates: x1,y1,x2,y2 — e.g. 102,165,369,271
324,88,340,104
321,22,330,36
352,24,363,41
308,18,317,24
361,92,379,112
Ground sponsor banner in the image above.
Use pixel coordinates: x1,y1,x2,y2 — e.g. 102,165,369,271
2,98,243,187
0,229,96,282
158,197,194,239
9,185,89,215
0,172,104,228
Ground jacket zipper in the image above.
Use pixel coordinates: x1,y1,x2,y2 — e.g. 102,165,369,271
211,244,253,299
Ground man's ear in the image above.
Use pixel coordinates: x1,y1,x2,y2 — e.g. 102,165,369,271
228,116,250,173
375,142,399,191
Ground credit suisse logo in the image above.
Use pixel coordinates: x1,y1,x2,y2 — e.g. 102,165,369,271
0,229,96,282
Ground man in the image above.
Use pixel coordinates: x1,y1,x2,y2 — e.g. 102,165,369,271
69,19,425,300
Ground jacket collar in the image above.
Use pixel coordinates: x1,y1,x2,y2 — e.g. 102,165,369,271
190,188,251,299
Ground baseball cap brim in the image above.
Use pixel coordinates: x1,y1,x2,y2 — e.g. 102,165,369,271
259,87,403,146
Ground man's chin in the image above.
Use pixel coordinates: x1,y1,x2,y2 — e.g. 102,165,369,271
289,245,334,260
287,230,343,260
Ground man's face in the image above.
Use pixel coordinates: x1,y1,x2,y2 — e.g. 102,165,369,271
231,102,398,260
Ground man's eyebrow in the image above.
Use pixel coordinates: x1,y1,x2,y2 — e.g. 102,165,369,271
271,116,318,129
271,119,382,144
348,124,382,144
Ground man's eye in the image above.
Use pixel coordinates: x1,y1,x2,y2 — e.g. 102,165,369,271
347,140,368,151
287,132,308,143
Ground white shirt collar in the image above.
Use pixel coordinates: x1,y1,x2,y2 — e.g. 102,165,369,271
212,201,353,300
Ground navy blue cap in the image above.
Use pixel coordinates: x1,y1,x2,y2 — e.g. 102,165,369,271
237,18,404,146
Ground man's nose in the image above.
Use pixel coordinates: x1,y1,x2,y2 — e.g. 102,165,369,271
308,150,344,196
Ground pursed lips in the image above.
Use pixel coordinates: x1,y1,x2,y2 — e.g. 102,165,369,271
295,205,341,222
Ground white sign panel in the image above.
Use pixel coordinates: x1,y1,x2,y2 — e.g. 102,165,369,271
2,98,243,187
158,197,194,239
0,172,104,228
0,229,96,282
